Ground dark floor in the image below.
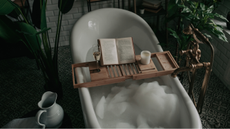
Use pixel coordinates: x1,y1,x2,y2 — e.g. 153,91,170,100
0,45,230,128
0,46,85,128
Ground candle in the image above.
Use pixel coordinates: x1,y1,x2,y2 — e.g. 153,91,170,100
141,50,151,65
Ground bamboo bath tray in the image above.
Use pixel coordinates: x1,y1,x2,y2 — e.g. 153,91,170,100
72,51,179,88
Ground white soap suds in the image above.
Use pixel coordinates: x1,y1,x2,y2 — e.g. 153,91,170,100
95,79,180,128
95,96,106,119
136,114,150,128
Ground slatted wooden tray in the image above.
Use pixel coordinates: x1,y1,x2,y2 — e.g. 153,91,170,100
72,51,179,88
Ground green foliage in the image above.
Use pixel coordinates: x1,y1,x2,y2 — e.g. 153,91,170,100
16,22,41,52
166,0,228,63
167,0,229,48
0,0,74,86
40,0,47,30
168,27,192,51
0,15,21,43
8,8,21,19
202,0,222,9
0,0,16,15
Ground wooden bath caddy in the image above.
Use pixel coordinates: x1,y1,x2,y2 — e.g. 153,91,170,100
72,51,179,88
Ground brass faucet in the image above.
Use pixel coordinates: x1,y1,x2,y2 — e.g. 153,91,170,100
171,24,214,114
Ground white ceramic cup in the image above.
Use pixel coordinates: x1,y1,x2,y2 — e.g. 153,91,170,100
141,50,151,65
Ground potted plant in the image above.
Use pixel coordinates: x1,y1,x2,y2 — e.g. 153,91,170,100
0,0,75,99
166,0,229,64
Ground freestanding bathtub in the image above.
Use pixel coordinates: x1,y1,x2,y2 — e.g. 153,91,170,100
70,8,202,128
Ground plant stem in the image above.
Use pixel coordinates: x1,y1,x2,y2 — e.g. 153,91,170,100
46,31,52,55
17,7,29,24
53,10,63,77
43,32,52,60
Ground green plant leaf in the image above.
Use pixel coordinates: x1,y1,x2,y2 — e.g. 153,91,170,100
192,1,199,9
181,6,191,13
214,13,229,22
207,23,228,42
168,28,179,39
16,22,41,51
36,28,51,35
207,5,214,13
168,28,181,44
168,5,179,18
203,33,212,40
204,12,215,19
40,0,47,29
178,4,186,8
0,0,17,15
215,32,228,42
200,3,206,11
168,0,177,10
175,0,179,4
58,0,74,14
0,15,21,43
7,8,21,19
181,13,199,21
168,0,182,18
180,34,191,50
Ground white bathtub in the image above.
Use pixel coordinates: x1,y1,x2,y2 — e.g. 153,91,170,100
70,8,202,128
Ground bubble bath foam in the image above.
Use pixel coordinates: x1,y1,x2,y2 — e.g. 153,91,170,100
94,78,181,128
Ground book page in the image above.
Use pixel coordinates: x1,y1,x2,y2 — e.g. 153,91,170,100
116,37,135,64
99,39,119,65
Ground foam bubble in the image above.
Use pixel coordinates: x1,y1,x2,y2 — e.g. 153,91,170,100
136,114,150,128
95,96,106,119
107,102,128,116
96,80,180,128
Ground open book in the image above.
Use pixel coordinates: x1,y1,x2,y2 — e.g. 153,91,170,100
98,37,135,65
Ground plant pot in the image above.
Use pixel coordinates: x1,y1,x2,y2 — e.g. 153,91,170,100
44,80,63,100
227,11,230,30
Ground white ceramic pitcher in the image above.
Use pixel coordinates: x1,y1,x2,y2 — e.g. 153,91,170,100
36,91,64,128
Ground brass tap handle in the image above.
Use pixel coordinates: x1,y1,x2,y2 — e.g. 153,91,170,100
181,49,190,55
